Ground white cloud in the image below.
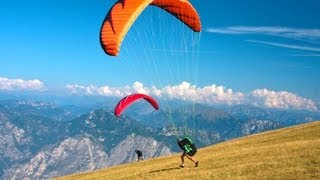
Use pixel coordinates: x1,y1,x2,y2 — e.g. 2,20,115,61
65,81,318,111
132,81,149,94
246,40,320,52
206,26,320,53
159,81,244,105
65,81,244,105
206,26,320,40
250,89,317,111
0,77,45,91
65,84,131,97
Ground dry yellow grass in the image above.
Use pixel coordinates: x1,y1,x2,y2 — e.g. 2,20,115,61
57,121,320,180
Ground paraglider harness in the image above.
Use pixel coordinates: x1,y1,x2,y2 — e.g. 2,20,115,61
177,137,197,156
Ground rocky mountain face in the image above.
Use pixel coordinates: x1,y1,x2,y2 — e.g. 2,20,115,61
0,105,34,176
3,135,108,179
0,100,173,179
3,133,171,179
107,135,171,166
0,99,319,179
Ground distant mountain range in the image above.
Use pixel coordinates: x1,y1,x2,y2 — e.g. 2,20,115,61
0,98,319,179
55,121,320,179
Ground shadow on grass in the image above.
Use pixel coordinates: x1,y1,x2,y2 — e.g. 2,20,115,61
148,167,181,174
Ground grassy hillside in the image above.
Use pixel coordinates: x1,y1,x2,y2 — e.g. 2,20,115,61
57,121,320,179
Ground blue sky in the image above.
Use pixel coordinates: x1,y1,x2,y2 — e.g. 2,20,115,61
1,0,320,110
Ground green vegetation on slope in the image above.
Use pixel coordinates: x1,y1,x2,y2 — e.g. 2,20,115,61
57,121,320,179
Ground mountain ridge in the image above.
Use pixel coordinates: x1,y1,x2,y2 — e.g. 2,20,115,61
57,121,320,179
1,99,319,179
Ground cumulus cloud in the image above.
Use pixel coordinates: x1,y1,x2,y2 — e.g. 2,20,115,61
66,81,244,105
0,77,45,91
65,84,131,97
65,81,317,111
249,89,317,111
159,82,244,105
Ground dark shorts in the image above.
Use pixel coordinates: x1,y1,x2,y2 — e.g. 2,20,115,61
183,150,196,156
185,151,194,156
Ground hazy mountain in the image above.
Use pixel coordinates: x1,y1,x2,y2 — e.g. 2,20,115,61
0,99,90,122
0,100,173,179
125,103,319,146
226,104,320,126
0,98,319,179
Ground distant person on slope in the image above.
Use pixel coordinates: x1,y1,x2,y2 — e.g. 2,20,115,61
177,137,199,168
135,149,143,162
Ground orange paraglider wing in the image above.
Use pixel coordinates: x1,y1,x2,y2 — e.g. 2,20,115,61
150,0,201,32
100,0,201,56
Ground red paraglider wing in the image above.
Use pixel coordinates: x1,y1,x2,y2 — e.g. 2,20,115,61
114,93,159,117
